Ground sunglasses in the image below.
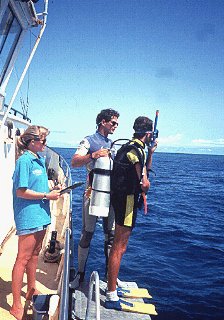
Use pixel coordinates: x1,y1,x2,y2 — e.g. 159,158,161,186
109,121,119,127
33,138,47,144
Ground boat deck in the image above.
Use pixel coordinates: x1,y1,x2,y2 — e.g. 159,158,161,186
0,230,60,320
73,279,153,320
0,230,155,320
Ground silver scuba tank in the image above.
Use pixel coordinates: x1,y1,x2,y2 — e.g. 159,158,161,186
89,156,113,217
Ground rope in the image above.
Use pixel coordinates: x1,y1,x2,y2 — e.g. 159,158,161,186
43,240,62,263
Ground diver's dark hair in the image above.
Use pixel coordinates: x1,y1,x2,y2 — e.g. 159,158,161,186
96,108,120,127
133,116,153,139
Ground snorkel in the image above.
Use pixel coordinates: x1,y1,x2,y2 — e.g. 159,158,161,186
146,110,159,169
151,110,159,148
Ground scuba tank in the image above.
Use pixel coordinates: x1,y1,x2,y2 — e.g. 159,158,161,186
89,156,113,217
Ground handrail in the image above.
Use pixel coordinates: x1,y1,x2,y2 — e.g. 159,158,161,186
42,146,73,320
59,227,71,320
2,104,31,122
85,271,101,320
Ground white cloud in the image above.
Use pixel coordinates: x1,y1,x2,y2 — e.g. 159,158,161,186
192,138,224,146
159,133,183,145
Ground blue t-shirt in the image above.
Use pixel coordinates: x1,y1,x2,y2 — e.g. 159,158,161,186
13,151,51,231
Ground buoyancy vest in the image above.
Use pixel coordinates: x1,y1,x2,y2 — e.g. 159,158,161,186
111,140,145,195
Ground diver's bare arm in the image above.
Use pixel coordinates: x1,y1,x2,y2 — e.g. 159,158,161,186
71,153,92,167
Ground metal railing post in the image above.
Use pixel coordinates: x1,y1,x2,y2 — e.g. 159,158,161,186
85,271,101,320
59,228,71,320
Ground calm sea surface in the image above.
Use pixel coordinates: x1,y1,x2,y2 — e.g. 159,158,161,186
55,148,224,320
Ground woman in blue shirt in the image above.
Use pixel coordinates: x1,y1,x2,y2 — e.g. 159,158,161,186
10,125,61,320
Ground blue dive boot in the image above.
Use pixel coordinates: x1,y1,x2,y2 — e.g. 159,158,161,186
104,299,122,310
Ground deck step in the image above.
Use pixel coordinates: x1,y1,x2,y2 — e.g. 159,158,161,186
72,279,152,319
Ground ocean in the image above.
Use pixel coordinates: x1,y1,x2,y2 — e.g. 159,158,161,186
55,148,224,320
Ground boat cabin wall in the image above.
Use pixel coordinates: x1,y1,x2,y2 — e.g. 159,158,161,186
0,123,16,247
0,118,29,248
0,0,38,109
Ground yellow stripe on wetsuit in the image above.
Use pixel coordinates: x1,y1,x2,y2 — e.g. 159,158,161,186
124,194,134,227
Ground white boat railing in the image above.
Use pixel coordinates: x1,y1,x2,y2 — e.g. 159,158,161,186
85,271,101,320
41,146,74,319
59,227,71,320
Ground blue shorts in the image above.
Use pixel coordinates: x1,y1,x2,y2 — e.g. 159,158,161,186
16,224,49,236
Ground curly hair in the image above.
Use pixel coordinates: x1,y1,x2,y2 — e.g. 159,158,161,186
96,108,120,127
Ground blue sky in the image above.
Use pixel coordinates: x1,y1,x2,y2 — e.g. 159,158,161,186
9,0,224,154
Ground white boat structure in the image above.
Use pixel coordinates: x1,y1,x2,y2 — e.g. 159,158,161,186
0,1,156,319
0,1,74,319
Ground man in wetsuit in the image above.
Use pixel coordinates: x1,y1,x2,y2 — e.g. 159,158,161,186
105,116,158,308
70,108,119,288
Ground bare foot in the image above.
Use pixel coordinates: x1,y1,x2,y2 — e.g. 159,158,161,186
10,306,24,320
26,287,41,300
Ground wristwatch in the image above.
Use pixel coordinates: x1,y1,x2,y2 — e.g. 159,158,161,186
42,193,47,202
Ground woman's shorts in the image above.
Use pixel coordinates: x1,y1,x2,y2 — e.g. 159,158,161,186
111,193,139,229
16,224,49,236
